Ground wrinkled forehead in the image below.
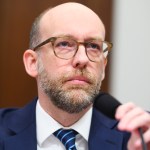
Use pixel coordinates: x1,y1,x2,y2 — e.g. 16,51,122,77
39,3,105,40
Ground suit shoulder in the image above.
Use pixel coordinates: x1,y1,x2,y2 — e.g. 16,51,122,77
0,108,19,144
0,108,18,123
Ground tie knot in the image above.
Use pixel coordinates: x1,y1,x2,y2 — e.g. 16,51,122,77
53,128,78,150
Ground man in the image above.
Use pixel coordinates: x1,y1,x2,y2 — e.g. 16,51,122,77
0,2,150,150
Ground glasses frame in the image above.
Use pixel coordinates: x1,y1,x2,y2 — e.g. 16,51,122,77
32,36,113,62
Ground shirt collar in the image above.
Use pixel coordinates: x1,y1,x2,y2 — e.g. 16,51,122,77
36,100,92,146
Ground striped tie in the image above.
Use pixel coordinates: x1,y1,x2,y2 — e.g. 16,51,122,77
53,128,78,150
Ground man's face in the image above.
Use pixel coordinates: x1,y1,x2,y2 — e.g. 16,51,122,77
36,5,107,113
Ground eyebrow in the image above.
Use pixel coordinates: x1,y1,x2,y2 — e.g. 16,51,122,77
52,33,104,41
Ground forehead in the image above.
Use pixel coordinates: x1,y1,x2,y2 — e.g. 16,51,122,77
39,3,105,40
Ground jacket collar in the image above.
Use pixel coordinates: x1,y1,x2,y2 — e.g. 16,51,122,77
88,108,127,150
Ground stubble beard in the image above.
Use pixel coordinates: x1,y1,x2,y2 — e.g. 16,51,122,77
38,61,103,113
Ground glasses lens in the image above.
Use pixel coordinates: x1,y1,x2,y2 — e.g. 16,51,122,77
53,37,77,59
86,40,109,61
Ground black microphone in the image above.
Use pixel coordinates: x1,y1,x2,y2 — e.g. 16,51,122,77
94,92,121,119
94,92,147,150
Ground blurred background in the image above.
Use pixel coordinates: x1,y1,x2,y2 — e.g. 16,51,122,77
0,0,150,110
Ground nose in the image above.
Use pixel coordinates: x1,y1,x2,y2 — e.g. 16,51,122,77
72,45,89,69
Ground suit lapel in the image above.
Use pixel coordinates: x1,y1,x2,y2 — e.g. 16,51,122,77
4,123,37,150
88,108,125,150
3,99,37,150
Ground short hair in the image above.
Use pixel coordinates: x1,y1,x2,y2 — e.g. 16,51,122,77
29,16,40,49
29,8,51,49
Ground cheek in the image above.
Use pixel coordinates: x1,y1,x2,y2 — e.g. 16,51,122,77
42,54,71,75
94,59,106,79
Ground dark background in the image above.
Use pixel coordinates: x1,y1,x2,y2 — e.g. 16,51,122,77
0,0,113,107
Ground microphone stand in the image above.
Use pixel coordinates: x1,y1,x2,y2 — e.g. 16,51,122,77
138,128,147,150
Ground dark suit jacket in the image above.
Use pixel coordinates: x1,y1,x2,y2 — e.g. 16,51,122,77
0,98,130,150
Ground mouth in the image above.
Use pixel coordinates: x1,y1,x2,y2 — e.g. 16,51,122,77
65,76,91,85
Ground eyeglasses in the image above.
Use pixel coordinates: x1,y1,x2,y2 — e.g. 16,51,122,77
33,36,113,62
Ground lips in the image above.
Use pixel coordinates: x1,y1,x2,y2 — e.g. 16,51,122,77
66,76,91,84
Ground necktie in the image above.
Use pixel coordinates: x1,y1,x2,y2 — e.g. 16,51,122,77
53,128,78,150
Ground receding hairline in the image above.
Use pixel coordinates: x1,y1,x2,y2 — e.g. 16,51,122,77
39,2,105,31
29,2,105,49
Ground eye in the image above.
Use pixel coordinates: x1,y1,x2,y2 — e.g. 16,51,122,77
87,42,101,50
56,41,70,48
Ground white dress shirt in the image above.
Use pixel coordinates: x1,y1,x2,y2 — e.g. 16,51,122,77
36,100,92,150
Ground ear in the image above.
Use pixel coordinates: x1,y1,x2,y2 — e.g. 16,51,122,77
104,58,108,66
23,49,38,77
101,58,108,80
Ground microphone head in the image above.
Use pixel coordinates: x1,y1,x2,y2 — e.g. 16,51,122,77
94,92,121,119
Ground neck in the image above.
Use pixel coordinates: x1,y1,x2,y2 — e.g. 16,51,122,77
38,94,92,127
